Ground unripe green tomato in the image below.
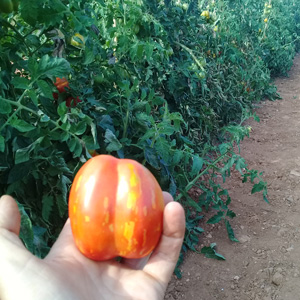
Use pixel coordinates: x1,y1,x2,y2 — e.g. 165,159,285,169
198,71,206,79
0,0,13,13
94,75,106,84
182,3,188,10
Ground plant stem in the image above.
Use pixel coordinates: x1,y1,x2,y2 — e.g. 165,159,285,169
176,149,230,201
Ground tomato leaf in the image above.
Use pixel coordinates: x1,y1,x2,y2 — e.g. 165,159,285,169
144,146,160,169
207,211,224,224
251,182,265,194
9,119,35,132
17,201,34,253
73,139,83,157
191,155,204,176
84,47,95,65
15,146,31,164
37,80,53,99
42,195,54,222
36,55,70,79
0,135,5,152
67,138,77,152
57,102,67,117
27,90,38,106
0,97,12,114
105,129,122,152
74,121,87,135
56,175,71,217
12,77,30,89
225,219,239,242
226,210,236,219
8,162,31,184
201,243,226,260
20,0,39,26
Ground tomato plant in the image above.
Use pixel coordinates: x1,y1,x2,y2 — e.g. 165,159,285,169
69,155,164,260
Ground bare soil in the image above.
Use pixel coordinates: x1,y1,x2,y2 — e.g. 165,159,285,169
165,54,300,300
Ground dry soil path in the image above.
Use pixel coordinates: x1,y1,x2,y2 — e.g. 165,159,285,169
165,54,300,300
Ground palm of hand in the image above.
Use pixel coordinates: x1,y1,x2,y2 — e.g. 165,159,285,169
0,195,185,300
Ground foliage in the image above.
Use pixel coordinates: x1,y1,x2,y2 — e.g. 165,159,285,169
0,0,299,266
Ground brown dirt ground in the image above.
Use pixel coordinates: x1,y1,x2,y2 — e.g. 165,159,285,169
165,54,300,300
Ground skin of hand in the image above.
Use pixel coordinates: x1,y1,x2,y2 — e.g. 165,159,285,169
0,193,185,300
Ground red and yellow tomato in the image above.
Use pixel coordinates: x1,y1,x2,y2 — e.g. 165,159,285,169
69,155,164,261
54,77,69,93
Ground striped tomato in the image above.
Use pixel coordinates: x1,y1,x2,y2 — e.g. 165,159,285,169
69,155,164,261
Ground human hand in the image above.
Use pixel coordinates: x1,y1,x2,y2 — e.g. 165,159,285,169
0,193,185,300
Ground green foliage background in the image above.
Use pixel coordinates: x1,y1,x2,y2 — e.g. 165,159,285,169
0,0,299,267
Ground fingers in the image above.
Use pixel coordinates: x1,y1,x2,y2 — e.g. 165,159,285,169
143,201,185,285
121,192,175,270
162,191,174,205
0,195,21,235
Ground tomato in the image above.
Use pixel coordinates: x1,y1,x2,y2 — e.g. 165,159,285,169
201,10,210,19
66,96,82,107
197,71,206,79
71,33,85,49
69,155,164,261
0,0,13,13
52,92,59,100
54,77,69,93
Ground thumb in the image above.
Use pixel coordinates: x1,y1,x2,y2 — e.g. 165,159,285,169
143,201,185,284
0,195,21,235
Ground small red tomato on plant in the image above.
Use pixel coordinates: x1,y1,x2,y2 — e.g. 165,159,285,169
54,77,69,93
69,155,164,261
66,96,82,107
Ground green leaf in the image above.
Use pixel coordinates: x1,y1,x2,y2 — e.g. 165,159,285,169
201,243,226,260
20,0,39,26
12,77,30,89
0,135,4,152
105,129,122,152
84,47,95,65
27,90,38,106
67,138,77,152
251,182,265,194
207,211,224,224
56,175,71,217
191,155,204,176
226,210,236,219
9,119,35,132
136,43,144,60
8,162,32,184
145,44,154,61
42,195,54,222
17,202,34,253
73,139,83,157
57,102,67,117
74,122,87,135
225,219,239,242
40,114,50,122
91,122,97,144
36,55,70,79
0,97,12,114
15,147,31,164
144,146,160,169
37,80,53,99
